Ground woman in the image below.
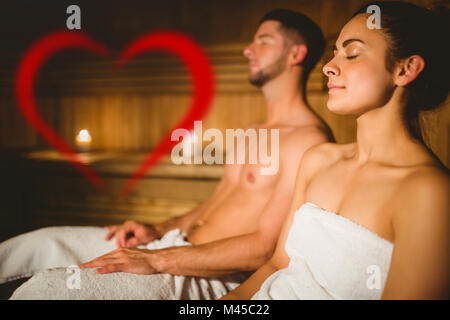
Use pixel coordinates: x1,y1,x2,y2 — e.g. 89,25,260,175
222,1,449,300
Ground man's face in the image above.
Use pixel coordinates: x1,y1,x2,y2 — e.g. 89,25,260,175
243,20,289,87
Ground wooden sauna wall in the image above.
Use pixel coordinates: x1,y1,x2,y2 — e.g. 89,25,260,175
0,0,448,167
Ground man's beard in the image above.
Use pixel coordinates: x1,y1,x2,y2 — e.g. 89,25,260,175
248,53,287,88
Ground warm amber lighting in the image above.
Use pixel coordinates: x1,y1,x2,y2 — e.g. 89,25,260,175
75,129,92,152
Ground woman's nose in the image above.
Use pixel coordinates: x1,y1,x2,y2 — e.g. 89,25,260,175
323,60,339,77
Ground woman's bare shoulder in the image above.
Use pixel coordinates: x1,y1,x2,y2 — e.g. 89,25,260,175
298,142,353,179
303,142,353,166
394,164,449,223
401,163,449,196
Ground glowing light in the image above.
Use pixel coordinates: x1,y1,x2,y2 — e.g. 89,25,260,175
77,129,91,142
75,129,92,152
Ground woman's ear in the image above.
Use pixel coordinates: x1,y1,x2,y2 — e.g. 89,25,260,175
289,44,308,66
394,55,425,87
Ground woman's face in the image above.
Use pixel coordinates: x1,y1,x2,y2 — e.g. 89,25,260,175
323,14,396,116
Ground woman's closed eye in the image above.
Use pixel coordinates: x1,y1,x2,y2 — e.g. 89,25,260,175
346,55,358,60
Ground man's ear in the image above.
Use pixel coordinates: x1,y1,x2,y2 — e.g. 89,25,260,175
289,44,308,66
394,55,425,87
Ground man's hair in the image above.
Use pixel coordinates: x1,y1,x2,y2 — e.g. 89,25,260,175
259,9,325,84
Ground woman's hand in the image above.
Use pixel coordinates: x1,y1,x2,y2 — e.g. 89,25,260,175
104,220,160,248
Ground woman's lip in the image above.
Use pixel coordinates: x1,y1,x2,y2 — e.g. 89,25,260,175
327,85,345,92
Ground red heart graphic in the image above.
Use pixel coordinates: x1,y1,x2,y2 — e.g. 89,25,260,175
15,30,215,198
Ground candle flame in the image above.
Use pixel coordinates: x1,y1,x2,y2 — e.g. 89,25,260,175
77,129,92,142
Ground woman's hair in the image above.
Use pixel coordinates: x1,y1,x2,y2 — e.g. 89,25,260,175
352,1,449,143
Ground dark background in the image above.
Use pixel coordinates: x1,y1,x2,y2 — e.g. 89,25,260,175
0,0,447,241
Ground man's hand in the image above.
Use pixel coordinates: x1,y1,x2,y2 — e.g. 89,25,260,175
79,248,159,275
104,220,160,248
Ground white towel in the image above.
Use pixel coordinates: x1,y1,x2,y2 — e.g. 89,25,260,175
252,202,394,300
6,228,250,300
0,226,117,283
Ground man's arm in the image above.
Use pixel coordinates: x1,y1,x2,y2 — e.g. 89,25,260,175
153,200,209,236
152,131,329,277
83,133,328,278
83,172,294,276
105,172,235,248
153,171,295,277
154,168,240,234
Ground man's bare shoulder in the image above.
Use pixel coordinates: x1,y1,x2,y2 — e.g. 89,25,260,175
270,125,333,175
279,124,332,152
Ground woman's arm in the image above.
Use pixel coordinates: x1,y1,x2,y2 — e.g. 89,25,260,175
220,260,280,300
382,170,450,299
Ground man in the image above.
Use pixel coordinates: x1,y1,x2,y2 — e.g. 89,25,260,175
2,9,332,299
